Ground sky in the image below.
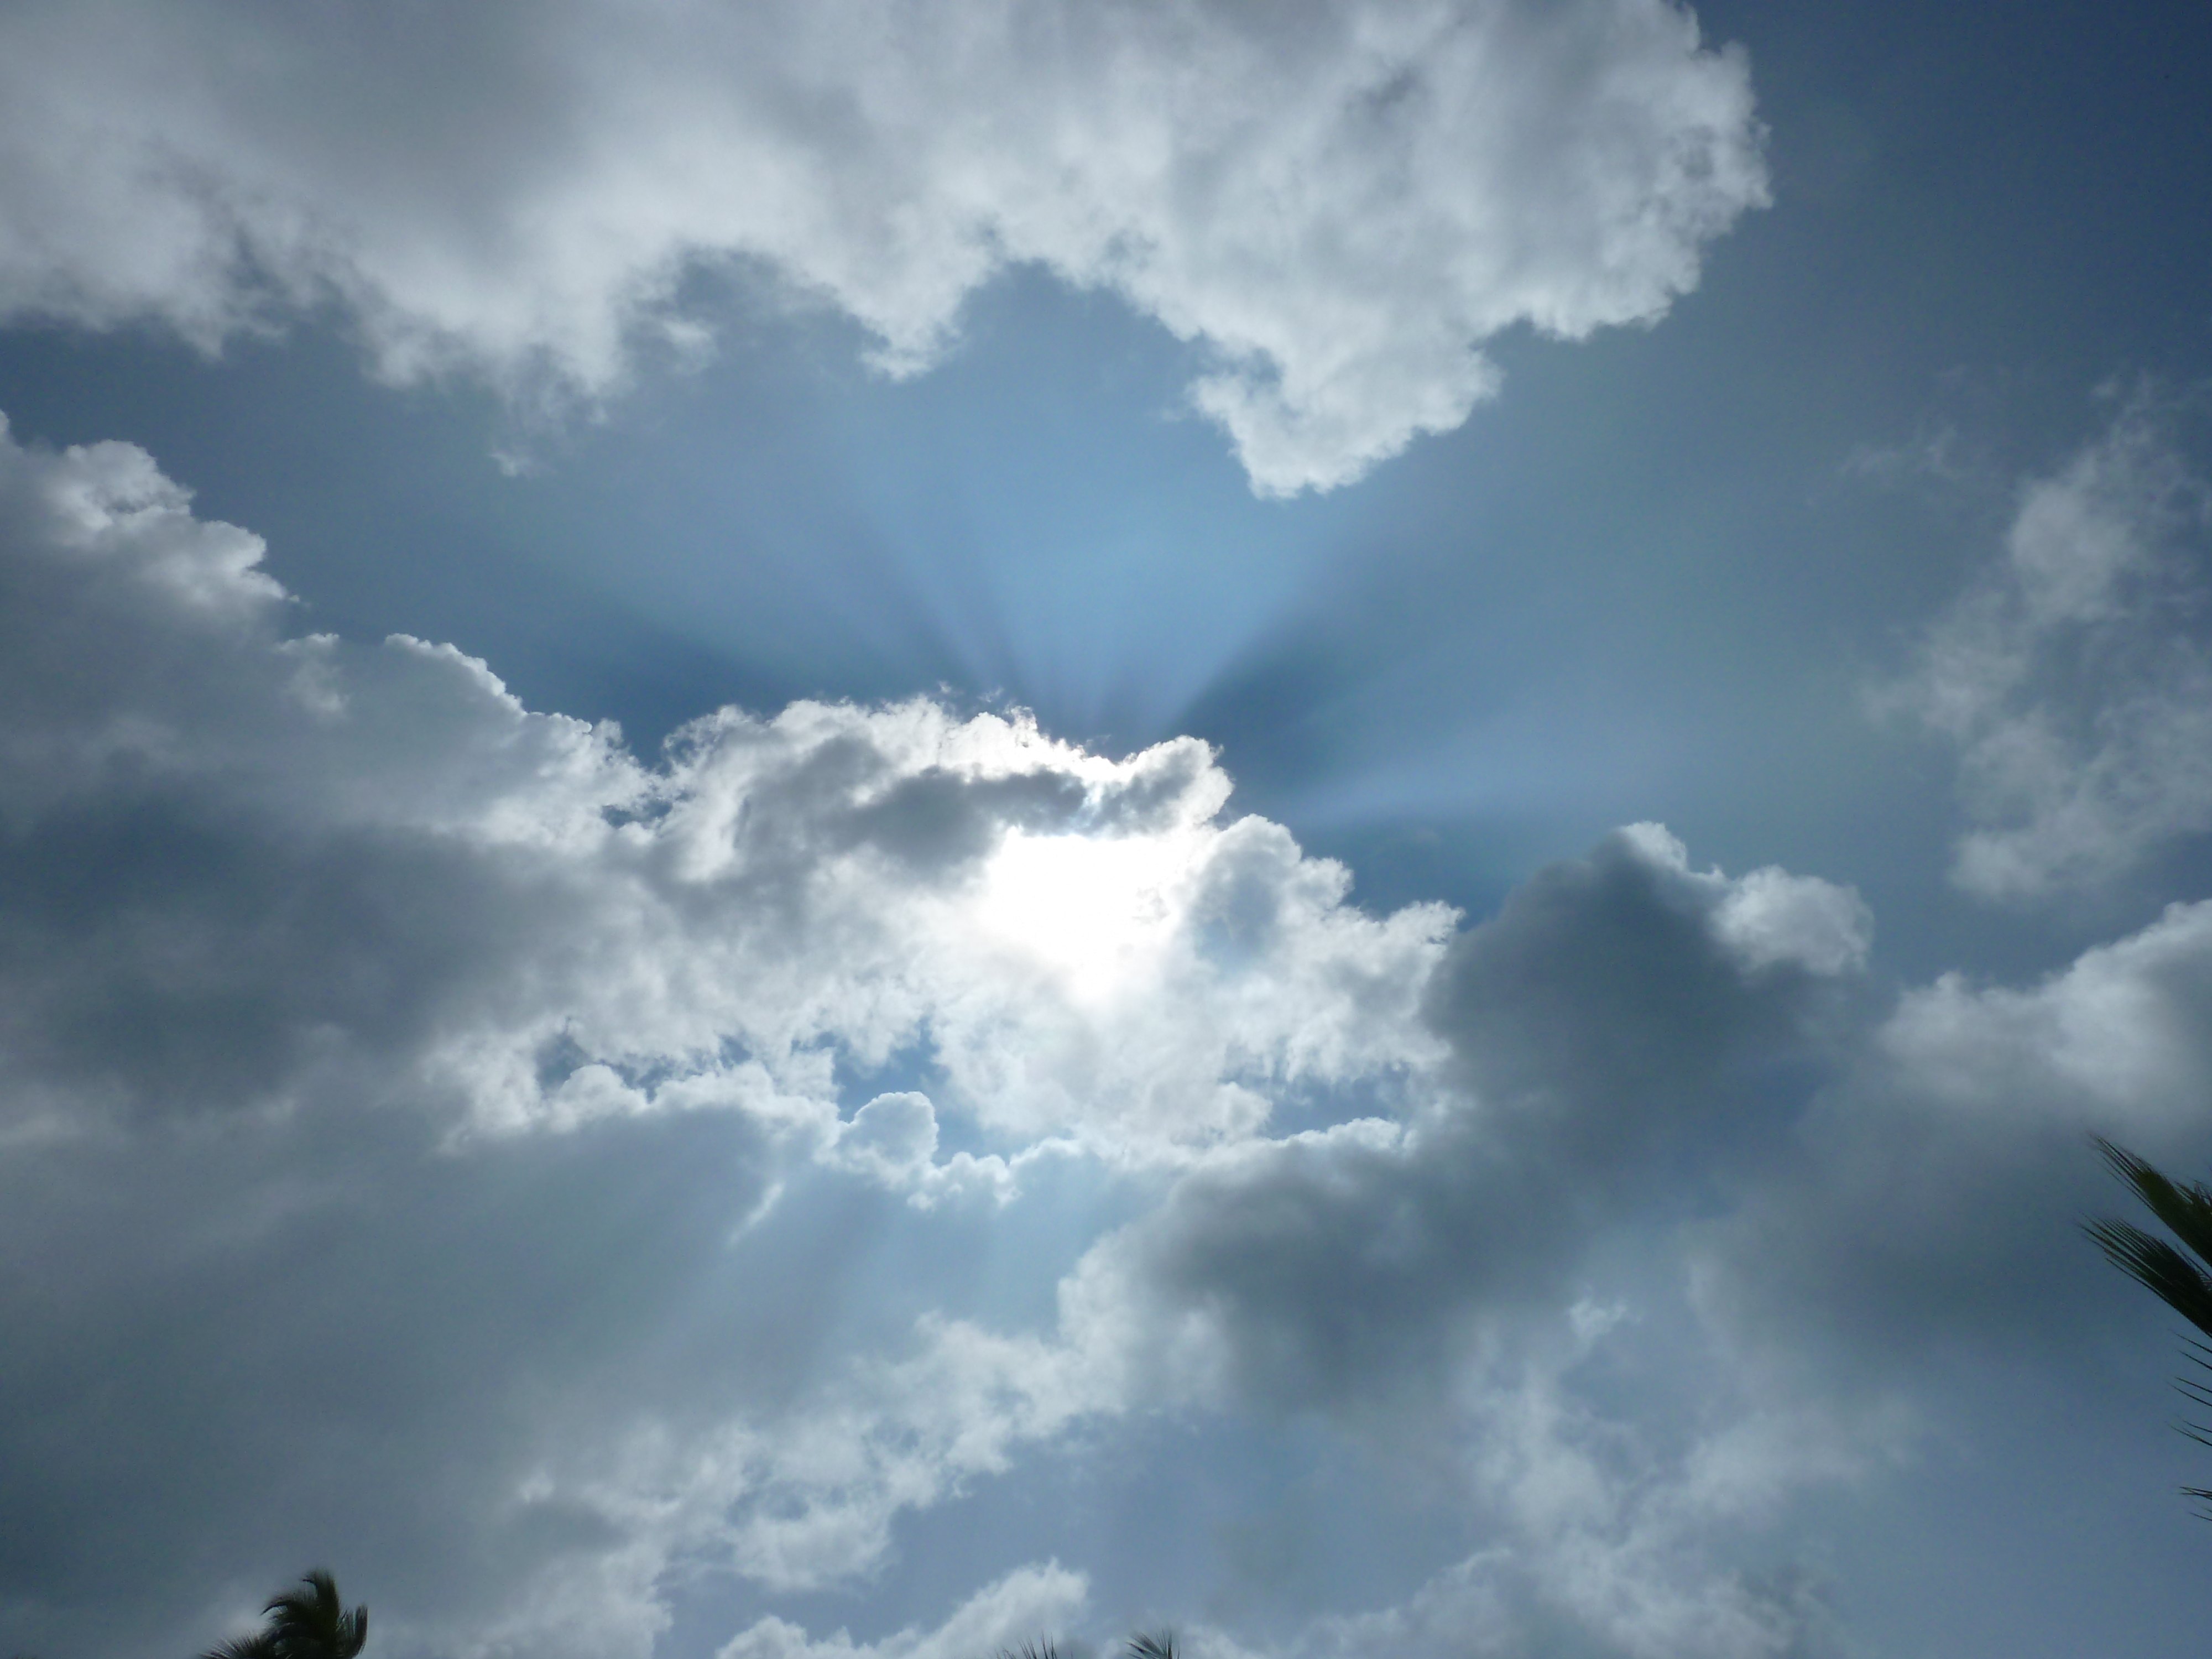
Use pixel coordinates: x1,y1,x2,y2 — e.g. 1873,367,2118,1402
2,2,2210,1656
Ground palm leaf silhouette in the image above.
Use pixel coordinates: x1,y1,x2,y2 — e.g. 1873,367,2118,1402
202,1569,367,1659
2088,1136,2212,1509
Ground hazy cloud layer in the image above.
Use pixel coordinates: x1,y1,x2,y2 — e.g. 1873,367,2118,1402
7,416,2212,1658
0,0,1765,493
1881,400,2212,898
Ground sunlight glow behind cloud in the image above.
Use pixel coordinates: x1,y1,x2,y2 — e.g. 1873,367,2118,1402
971,827,1196,1004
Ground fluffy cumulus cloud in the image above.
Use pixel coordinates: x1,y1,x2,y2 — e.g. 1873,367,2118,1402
1881,398,2212,898
0,409,1452,1163
10,413,2212,1659
0,0,1766,493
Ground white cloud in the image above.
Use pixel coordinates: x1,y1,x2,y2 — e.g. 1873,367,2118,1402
719,1562,1087,1659
578,816,1881,1647
1880,399,2212,898
821,1090,1020,1208
904,825,1874,1524
1620,823,1872,977
1882,899,2212,1125
0,0,1765,493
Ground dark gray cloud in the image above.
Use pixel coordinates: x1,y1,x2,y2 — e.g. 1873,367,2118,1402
0,791,550,1123
1693,894,2212,1390
0,1102,781,1656
1426,826,1870,1173
1083,826,1870,1417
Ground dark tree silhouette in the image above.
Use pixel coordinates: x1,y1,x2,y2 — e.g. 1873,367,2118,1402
2086,1136,2212,1510
995,1631,1176,1659
201,1570,367,1659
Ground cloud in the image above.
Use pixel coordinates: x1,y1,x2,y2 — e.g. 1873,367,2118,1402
1427,823,1868,1129
719,1562,1087,1659
0,413,1455,1162
820,1091,1005,1207
1268,1371,1858,1659
0,0,1765,493
1879,398,2212,898
1030,825,1869,1422
1693,892,2212,1396
1050,1286,1865,1659
0,412,1449,1655
13,411,2207,1659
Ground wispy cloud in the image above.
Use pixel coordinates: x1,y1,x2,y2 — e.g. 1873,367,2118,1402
1876,397,2212,898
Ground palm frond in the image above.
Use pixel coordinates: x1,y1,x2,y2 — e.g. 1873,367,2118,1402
2090,1137,2212,1515
1126,1632,1177,1659
2097,1138,2212,1269
215,1569,367,1659
995,1643,1058,1659
2084,1216,2212,1335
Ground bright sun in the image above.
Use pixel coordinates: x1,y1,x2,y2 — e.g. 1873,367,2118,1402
969,827,1193,1001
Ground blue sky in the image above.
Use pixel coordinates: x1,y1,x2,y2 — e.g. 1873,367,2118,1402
2,3,2210,1657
